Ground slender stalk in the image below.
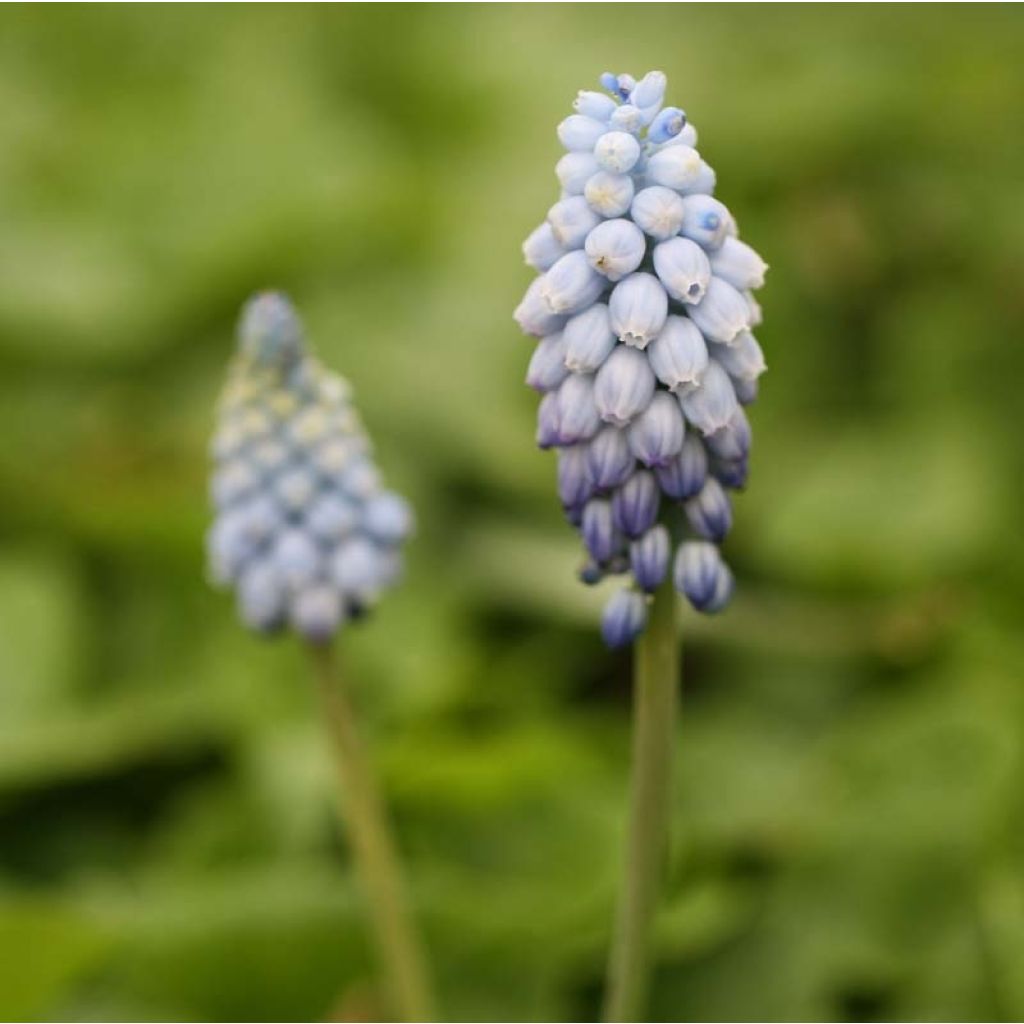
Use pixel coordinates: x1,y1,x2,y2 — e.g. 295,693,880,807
603,578,681,1022
309,643,436,1022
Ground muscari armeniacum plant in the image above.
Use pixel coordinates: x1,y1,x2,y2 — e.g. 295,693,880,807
208,293,433,1021
514,71,767,1021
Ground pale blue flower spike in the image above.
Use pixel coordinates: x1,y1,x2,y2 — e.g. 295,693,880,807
208,292,413,642
514,71,768,642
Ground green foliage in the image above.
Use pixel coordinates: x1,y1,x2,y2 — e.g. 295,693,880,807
1,5,1023,1021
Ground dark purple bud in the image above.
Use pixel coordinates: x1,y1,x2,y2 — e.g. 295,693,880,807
557,446,595,509
612,470,660,538
684,478,733,542
655,432,707,500
586,425,636,490
630,525,670,592
601,588,648,648
582,499,622,563
536,392,562,449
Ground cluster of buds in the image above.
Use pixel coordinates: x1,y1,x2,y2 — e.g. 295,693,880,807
207,293,414,643
514,70,767,648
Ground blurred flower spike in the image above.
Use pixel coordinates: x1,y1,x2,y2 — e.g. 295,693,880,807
207,292,414,643
514,70,767,646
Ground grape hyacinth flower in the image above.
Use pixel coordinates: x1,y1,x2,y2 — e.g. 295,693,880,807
514,71,767,1022
208,292,414,643
207,292,433,1021
514,70,767,643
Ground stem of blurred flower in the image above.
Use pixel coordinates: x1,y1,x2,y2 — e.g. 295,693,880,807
603,578,680,1022
310,643,436,1022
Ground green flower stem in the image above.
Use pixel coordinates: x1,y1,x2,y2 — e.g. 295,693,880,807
309,644,436,1022
603,578,681,1022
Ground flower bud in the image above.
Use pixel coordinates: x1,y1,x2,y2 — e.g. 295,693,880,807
536,391,562,449
574,90,617,121
556,372,601,444
647,107,686,145
310,437,354,477
673,540,727,611
557,114,607,151
678,360,739,435
733,376,759,406
630,71,667,111
630,186,686,241
685,160,716,196
275,465,318,514
595,345,656,426
610,104,644,134
612,469,660,537
713,457,749,490
306,493,358,543
238,561,285,632
630,524,670,592
238,494,281,545
705,408,751,462
514,276,568,337
541,251,606,314
526,331,571,392
704,562,734,613
364,492,415,544
564,304,616,373
687,277,749,344
557,446,595,509
685,477,733,542
680,194,731,250
586,425,635,490
331,537,384,604
594,131,641,174
608,272,668,349
523,222,565,271
556,151,601,194
744,290,763,328
628,391,685,468
271,528,320,592
645,145,702,191
646,315,709,393
239,291,304,368
600,71,623,97
341,458,381,500
709,237,768,291
584,171,635,218
211,461,258,509
582,498,621,562
653,237,712,303
709,331,766,382
585,219,645,282
207,513,253,585
655,431,707,500
601,588,648,649
547,195,602,249
291,584,343,643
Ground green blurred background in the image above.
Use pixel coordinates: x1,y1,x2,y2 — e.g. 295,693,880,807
1,4,1023,1021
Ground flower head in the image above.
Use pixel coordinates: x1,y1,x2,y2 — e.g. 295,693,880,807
514,71,768,644
208,292,413,642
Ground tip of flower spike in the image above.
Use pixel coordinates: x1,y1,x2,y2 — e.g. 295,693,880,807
238,291,305,368
599,71,632,102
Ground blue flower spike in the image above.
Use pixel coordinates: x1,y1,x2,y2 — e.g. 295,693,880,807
514,71,768,644
208,292,414,643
